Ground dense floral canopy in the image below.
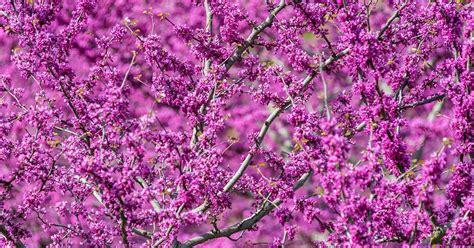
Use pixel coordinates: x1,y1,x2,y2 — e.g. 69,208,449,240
0,0,472,247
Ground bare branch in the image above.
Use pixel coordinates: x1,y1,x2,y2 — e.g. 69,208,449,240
119,210,130,248
377,2,408,40
132,228,152,239
203,0,213,76
120,51,137,90
320,55,331,119
223,0,286,71
222,106,284,192
398,94,445,110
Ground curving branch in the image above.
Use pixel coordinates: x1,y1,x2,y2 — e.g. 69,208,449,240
178,170,313,247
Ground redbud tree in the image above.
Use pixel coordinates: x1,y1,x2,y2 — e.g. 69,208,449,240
0,0,472,247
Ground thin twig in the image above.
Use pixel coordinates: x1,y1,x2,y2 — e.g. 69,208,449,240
320,54,331,119
120,51,137,90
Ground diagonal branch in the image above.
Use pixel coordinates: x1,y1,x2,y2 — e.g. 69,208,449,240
178,170,313,247
377,2,408,40
191,48,349,214
398,94,445,111
222,48,349,194
223,0,286,71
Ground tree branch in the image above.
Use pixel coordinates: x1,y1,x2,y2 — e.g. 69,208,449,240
377,2,408,40
222,106,284,192
178,170,313,247
119,210,130,248
222,48,349,194
398,94,445,110
191,48,349,214
190,0,285,147
222,0,286,71
190,0,214,146
0,224,25,248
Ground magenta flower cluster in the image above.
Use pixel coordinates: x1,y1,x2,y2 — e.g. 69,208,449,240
0,0,472,247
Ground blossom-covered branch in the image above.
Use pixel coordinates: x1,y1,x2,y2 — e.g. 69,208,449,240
0,0,472,247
